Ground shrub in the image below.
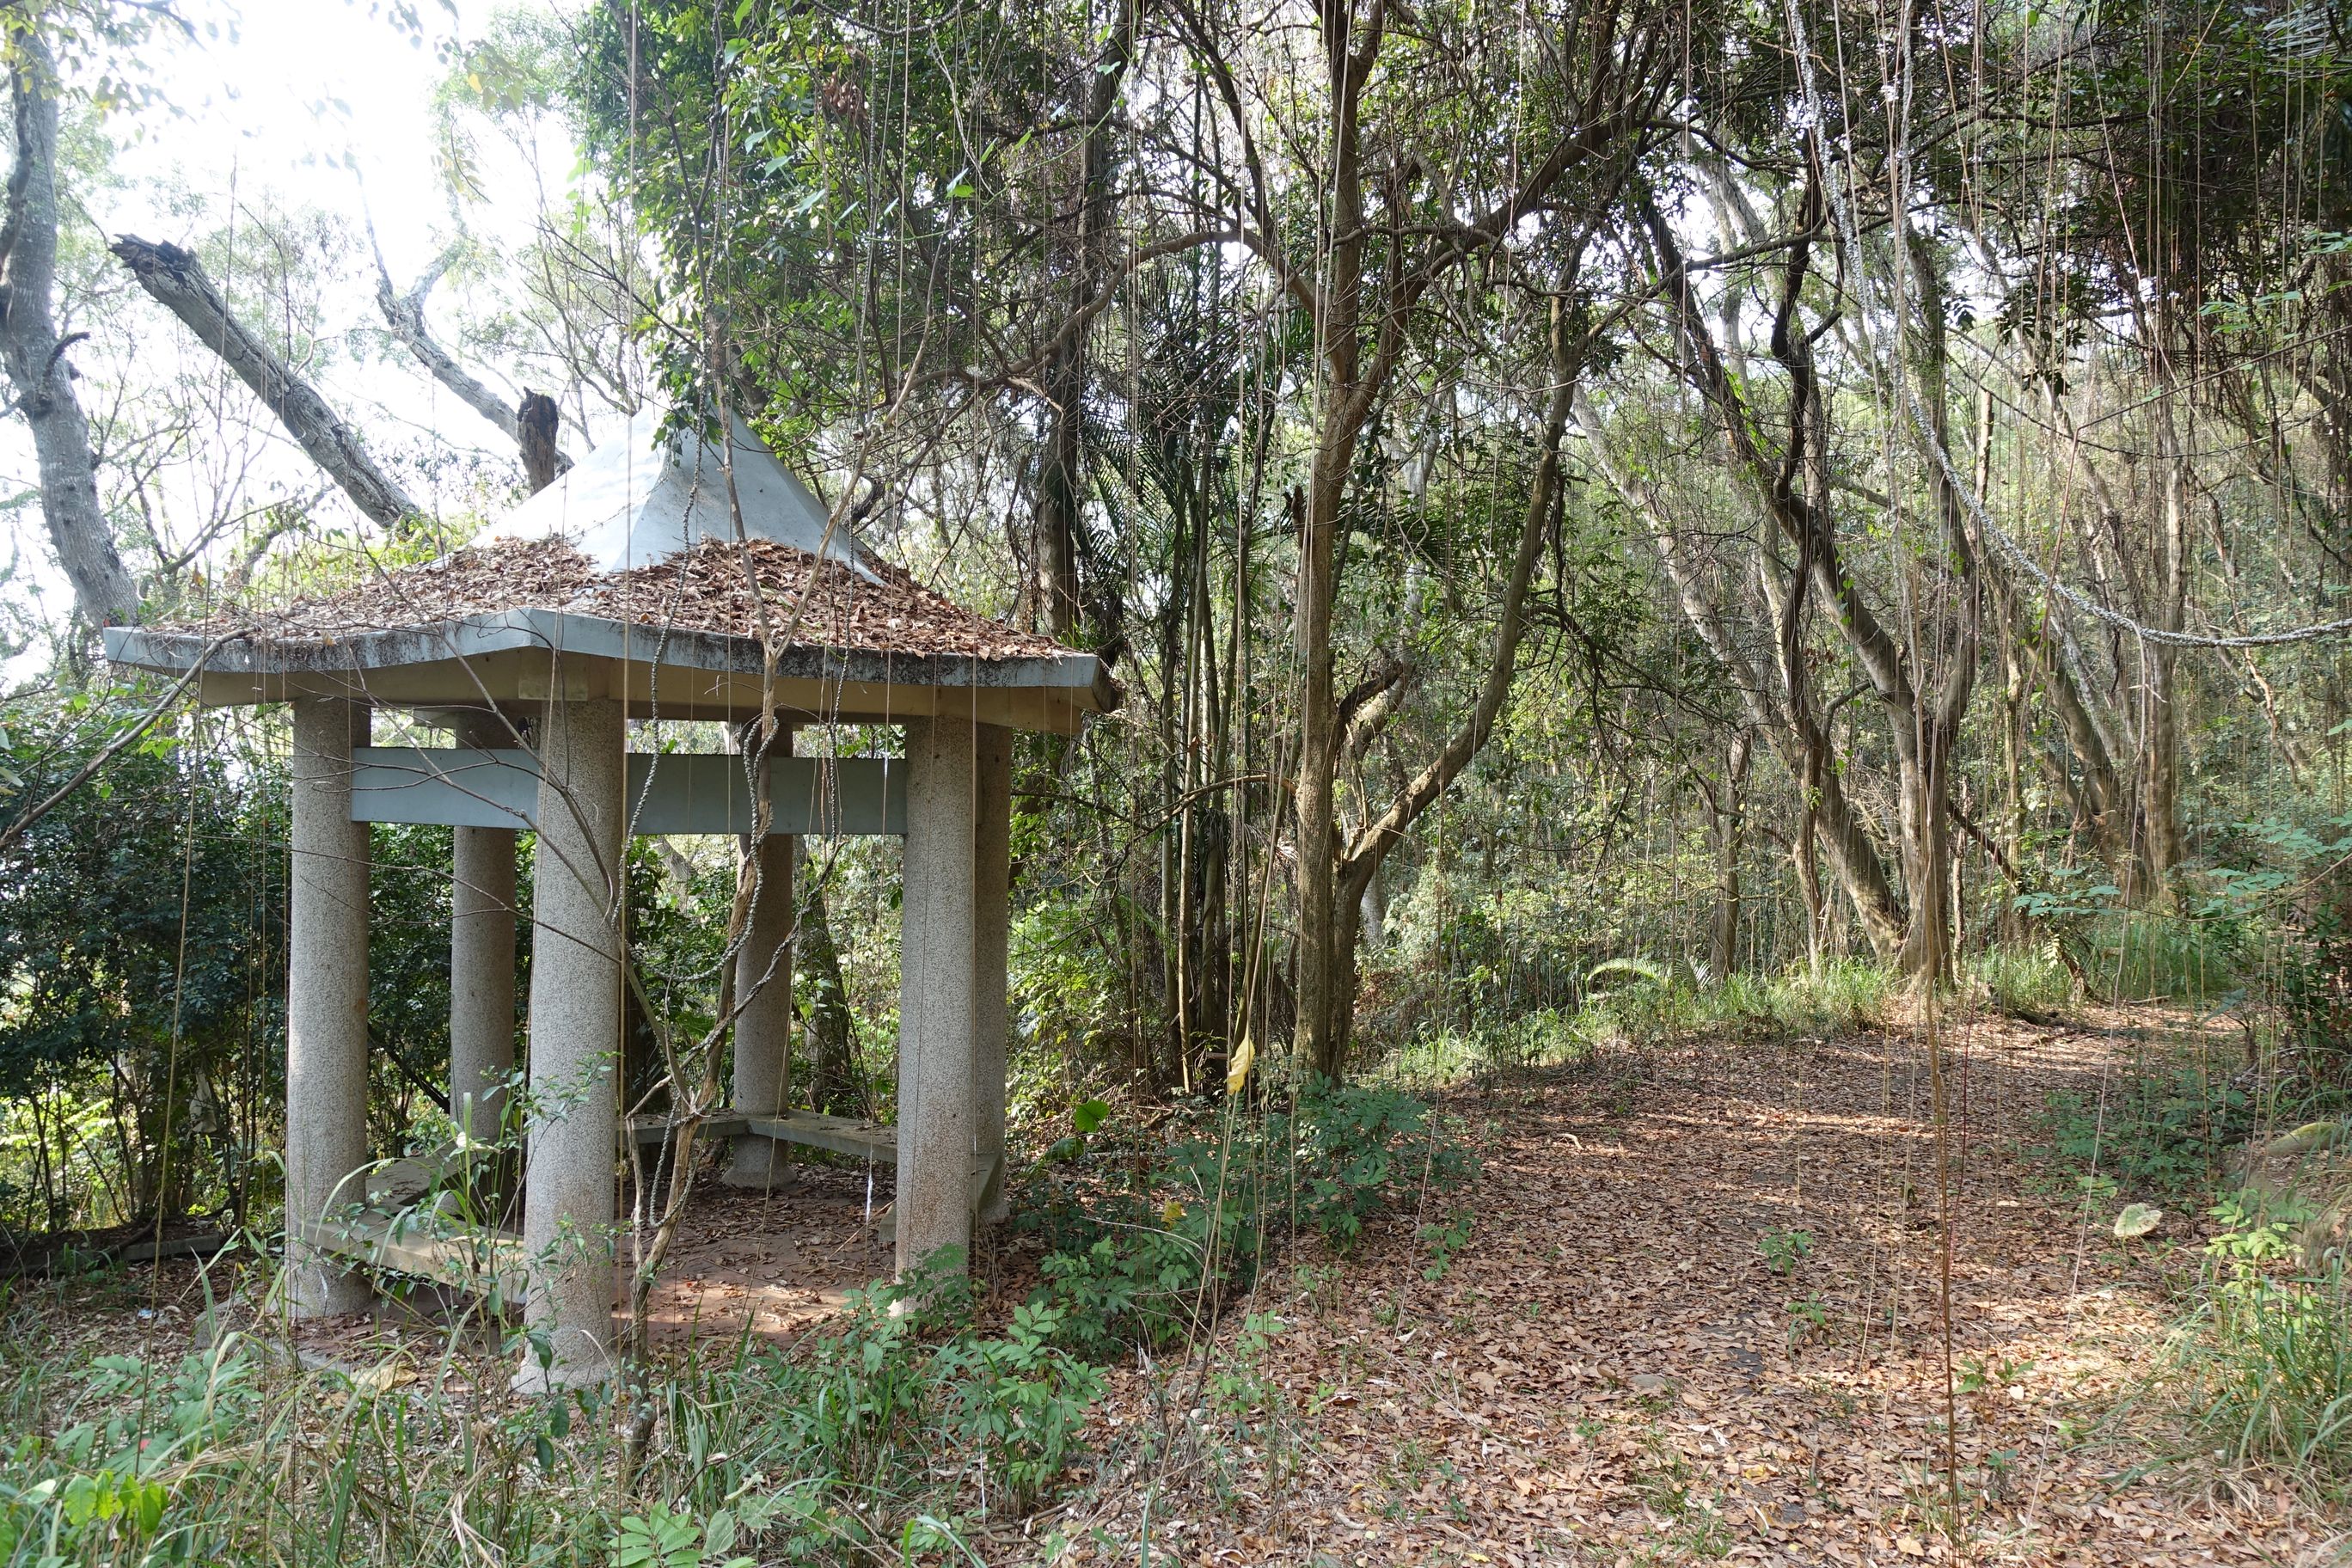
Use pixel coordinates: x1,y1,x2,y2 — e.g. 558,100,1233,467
0,1251,1106,1566
2168,1191,2352,1482
2037,1069,2248,1201
1021,1081,1473,1357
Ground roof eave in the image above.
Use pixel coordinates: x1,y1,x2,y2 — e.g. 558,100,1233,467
105,608,1108,705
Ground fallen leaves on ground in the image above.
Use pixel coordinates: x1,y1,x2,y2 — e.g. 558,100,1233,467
1044,1012,2345,1567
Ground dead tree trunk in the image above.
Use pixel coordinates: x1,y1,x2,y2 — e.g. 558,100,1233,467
111,236,423,533
371,236,573,487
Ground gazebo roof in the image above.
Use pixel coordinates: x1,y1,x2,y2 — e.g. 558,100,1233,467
482,412,885,579
104,418,1115,733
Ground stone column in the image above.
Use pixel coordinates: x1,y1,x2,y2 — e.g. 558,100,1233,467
896,715,977,1277
725,818,795,1187
972,725,1012,1223
449,714,518,1161
517,694,625,1390
285,695,373,1318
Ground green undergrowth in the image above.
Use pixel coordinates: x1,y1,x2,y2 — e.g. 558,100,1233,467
0,1254,1099,1566
2028,1051,2352,1494
2034,1065,2253,1207
2159,1190,2352,1491
1010,1080,1473,1358
0,1078,1473,1566
1967,942,2082,1020
1375,959,1900,1083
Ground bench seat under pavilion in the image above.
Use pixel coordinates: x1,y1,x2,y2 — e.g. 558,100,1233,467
102,416,1115,1388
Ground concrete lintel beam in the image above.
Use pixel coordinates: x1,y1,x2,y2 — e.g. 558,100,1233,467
348,749,910,836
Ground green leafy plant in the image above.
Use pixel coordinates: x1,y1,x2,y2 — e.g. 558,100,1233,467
934,1301,1104,1512
613,1507,707,1568
2037,1070,2248,1201
1785,1293,1828,1347
1418,1210,1474,1282
2167,1191,2352,1481
1020,1080,1473,1357
1758,1228,1813,1277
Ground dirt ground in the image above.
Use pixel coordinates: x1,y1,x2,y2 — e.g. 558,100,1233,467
1043,1013,2344,1566
18,1014,2347,1565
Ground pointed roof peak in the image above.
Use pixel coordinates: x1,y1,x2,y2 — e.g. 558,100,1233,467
484,411,881,583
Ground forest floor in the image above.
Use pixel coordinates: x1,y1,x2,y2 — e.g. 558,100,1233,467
1049,1011,2344,1567
18,1012,2343,1565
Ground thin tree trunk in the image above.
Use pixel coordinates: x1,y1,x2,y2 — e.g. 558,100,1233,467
2141,406,2192,899
1036,0,1136,642
796,858,859,1116
1709,728,1754,981
1319,301,1581,1071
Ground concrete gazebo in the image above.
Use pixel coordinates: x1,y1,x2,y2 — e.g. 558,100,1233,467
104,417,1113,1387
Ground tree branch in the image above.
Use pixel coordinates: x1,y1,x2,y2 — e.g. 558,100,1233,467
368,229,573,483
110,235,424,532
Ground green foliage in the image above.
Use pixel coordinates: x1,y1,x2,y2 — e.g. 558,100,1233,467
2089,915,2243,1007
1009,893,1132,1067
0,1253,1103,1565
2037,1069,2249,1201
1969,943,2081,1019
1757,1228,1813,1277
933,1300,1104,1511
613,1507,713,1568
1020,1081,1473,1357
1418,1210,1473,1282
1586,957,1668,992
2165,1191,2352,1483
0,699,288,1233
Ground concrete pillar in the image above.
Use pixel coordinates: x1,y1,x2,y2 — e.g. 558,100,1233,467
517,694,626,1390
449,715,519,1160
896,715,977,1276
725,821,795,1187
973,725,1012,1223
285,695,373,1318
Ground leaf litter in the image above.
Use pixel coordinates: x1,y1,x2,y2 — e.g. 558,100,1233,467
1043,1014,2348,1566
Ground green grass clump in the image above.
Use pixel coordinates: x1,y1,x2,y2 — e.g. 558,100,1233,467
2090,915,2241,1006
1970,942,2080,1019
2167,1193,2352,1486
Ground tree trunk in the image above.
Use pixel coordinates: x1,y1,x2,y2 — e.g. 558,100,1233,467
1035,0,1135,643
519,392,562,493
1311,302,1582,1075
1708,728,1753,981
796,855,859,1115
1,30,138,628
2140,415,2192,901
113,236,423,533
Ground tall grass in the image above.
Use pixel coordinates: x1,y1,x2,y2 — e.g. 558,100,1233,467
1370,959,1900,1083
2091,914,2240,1006
0,1254,1102,1566
2166,1197,2352,1487
1969,943,2080,1019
